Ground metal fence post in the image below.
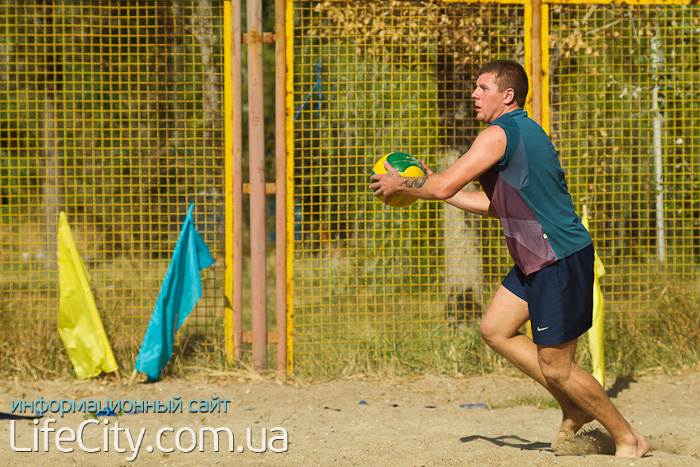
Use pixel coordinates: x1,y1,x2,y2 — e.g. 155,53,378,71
275,0,288,375
224,0,244,363
531,0,543,126
248,0,268,372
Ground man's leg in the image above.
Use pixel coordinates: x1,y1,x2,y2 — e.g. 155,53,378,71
537,340,649,457
480,285,593,436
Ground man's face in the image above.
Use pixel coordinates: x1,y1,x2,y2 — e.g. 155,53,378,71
472,72,508,124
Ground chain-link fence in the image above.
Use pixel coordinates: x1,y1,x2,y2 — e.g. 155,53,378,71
1,0,698,377
288,0,700,375
0,1,227,373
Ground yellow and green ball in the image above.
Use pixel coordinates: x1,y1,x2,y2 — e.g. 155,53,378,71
371,152,425,208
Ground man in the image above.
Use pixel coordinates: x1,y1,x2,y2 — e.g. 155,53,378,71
369,60,649,458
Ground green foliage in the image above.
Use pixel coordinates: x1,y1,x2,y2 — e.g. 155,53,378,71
293,34,442,292
0,89,42,218
0,150,36,215
551,5,700,268
292,1,525,297
0,2,225,254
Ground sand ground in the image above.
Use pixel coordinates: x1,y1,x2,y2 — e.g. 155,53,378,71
1,370,699,466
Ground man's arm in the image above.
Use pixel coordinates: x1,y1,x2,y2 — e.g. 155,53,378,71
416,161,498,218
444,190,499,218
369,125,506,202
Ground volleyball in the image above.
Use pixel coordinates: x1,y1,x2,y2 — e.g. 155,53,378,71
371,152,426,208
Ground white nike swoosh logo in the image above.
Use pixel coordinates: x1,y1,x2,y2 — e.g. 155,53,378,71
537,326,550,331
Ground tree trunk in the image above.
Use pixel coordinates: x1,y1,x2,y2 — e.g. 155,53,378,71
437,41,484,327
194,0,219,140
42,97,63,267
441,151,483,328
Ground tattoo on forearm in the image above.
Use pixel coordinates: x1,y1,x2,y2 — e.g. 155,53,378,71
400,176,428,189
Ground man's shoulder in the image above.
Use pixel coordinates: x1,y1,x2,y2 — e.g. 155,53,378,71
503,110,550,144
492,109,535,136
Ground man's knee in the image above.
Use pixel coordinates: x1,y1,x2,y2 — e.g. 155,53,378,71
479,318,499,348
539,362,568,386
537,349,574,386
480,315,524,349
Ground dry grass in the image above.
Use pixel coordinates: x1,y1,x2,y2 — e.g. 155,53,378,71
499,393,560,410
606,282,700,375
1,260,699,382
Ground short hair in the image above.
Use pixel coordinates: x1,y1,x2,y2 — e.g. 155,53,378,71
478,60,529,107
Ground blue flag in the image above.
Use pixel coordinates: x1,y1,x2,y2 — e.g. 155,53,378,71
134,203,215,380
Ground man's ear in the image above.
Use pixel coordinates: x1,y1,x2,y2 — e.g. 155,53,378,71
504,88,516,106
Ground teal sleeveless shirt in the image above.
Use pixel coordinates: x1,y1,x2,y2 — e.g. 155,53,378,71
478,109,591,275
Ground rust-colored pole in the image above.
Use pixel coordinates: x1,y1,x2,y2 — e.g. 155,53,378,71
531,0,543,125
247,0,267,372
275,0,287,375
232,0,244,360
223,0,234,362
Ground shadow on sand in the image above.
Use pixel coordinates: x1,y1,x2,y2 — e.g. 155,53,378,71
460,434,550,451
460,429,617,456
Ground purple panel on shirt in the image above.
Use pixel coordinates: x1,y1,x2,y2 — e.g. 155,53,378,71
480,168,558,275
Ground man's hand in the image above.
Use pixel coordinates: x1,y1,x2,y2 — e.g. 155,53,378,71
370,160,436,205
369,160,401,205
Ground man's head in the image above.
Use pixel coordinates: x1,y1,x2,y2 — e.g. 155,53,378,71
478,60,529,107
472,60,528,124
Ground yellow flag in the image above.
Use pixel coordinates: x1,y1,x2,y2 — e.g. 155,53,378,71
57,212,118,379
581,214,606,388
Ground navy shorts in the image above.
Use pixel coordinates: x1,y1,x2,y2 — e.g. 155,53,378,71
502,244,594,346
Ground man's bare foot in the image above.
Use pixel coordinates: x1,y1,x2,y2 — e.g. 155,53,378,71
551,428,599,456
553,408,597,457
614,428,650,458
558,408,594,440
